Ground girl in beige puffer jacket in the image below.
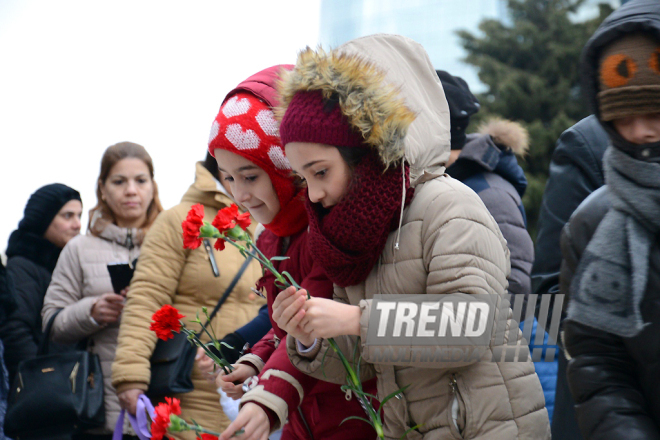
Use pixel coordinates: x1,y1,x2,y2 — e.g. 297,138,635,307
271,35,551,440
42,142,163,438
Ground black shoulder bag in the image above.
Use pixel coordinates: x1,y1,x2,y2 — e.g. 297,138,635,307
5,310,105,438
147,256,253,397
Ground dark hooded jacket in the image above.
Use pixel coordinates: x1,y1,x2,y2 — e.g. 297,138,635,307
532,114,609,440
447,120,532,308
447,120,559,418
561,1,660,439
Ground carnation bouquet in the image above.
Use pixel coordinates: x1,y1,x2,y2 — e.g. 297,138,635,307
169,203,417,439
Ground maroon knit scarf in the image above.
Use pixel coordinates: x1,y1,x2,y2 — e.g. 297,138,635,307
305,152,414,287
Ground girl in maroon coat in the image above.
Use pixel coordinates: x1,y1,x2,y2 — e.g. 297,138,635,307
206,65,377,440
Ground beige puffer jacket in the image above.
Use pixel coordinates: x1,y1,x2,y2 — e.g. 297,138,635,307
42,222,142,434
112,163,264,439
283,35,551,440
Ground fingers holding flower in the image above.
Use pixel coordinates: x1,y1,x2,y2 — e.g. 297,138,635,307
299,297,362,339
216,363,256,400
272,287,314,346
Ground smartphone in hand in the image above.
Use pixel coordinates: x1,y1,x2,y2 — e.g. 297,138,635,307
107,259,137,294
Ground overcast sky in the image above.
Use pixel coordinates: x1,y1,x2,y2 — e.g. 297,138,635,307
0,0,320,255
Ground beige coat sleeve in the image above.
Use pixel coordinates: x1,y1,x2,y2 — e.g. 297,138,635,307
111,210,188,392
286,285,377,386
42,238,102,344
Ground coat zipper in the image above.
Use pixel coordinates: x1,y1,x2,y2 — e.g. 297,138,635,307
125,228,134,250
449,373,466,438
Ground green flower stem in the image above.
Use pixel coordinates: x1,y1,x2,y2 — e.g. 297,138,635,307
198,224,382,436
202,308,220,344
328,338,384,438
180,326,233,375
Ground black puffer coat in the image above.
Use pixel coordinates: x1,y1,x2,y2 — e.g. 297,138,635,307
562,187,660,440
0,231,72,382
560,1,660,438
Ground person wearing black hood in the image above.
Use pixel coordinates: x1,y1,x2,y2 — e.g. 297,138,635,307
0,183,82,383
560,0,660,438
438,70,534,312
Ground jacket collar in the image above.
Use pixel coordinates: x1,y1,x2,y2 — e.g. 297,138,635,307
95,221,144,249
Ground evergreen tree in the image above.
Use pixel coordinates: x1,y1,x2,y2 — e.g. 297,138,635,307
458,0,614,239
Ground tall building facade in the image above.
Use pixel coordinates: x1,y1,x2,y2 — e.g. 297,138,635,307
319,0,508,92
319,0,619,92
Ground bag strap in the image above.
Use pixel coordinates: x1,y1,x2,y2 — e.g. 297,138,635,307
196,255,253,337
38,309,63,356
114,395,155,440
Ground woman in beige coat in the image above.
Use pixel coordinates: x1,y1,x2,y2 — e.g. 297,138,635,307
271,35,551,440
42,142,163,439
111,156,265,439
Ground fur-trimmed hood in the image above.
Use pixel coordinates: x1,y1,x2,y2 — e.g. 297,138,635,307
478,118,529,156
276,34,450,179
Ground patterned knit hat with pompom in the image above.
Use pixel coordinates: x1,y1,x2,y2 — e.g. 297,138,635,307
208,92,296,209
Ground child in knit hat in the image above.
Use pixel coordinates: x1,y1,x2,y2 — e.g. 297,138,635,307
561,0,660,438
206,65,377,440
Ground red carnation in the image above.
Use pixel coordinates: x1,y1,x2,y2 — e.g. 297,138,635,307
214,238,226,251
150,305,185,341
200,435,218,440
212,205,237,233
151,397,182,440
235,210,251,230
182,203,205,249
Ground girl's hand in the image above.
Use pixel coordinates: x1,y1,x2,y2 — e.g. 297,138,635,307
300,297,362,339
271,287,314,346
216,363,257,400
219,402,270,440
195,347,218,383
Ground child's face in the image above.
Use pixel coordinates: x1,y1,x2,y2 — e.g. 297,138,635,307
612,113,660,145
285,142,352,208
214,149,281,225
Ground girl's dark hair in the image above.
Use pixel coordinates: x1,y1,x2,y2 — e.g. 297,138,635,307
89,142,163,236
336,146,369,171
203,151,221,181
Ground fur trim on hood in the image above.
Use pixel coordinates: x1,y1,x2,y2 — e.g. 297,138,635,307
276,46,416,168
478,118,529,156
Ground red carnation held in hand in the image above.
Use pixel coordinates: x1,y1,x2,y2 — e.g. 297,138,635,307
151,397,182,440
212,204,252,232
150,304,185,341
182,203,205,250
210,204,252,251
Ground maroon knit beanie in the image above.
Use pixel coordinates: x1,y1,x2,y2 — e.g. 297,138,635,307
279,90,365,147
